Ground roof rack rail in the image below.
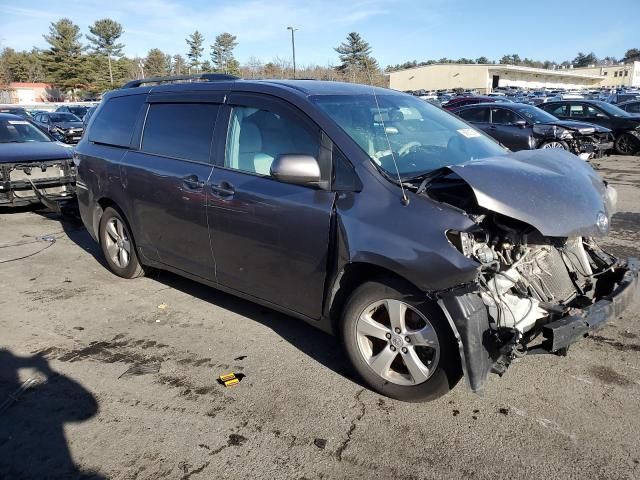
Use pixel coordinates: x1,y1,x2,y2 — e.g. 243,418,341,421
121,73,240,89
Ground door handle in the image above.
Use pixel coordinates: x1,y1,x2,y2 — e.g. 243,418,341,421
182,174,205,190
489,125,497,130
210,181,235,197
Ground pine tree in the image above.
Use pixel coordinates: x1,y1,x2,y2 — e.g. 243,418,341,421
172,54,187,75
334,32,379,80
211,33,239,75
86,18,124,85
201,60,213,72
42,18,88,91
144,49,168,77
186,30,204,73
622,49,640,63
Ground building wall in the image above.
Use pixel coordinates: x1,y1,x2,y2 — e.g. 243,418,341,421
388,64,603,93
388,64,491,92
1,83,63,104
572,62,640,88
489,68,602,90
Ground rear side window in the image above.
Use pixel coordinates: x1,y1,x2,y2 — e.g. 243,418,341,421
458,107,489,123
141,103,219,162
89,95,144,147
491,108,518,125
546,104,568,117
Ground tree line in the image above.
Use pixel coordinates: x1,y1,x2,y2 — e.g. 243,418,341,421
0,18,384,98
2,16,637,99
386,50,640,72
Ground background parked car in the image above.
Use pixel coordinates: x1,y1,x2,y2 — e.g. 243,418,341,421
82,105,97,128
617,100,640,114
0,113,75,207
56,105,91,120
32,111,84,144
539,100,640,154
442,96,512,111
453,102,613,158
0,106,32,119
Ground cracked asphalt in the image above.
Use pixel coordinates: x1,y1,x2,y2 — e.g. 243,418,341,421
1,155,639,479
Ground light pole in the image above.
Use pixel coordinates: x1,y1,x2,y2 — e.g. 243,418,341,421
287,26,298,79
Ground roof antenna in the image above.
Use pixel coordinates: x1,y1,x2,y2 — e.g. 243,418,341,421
364,69,409,206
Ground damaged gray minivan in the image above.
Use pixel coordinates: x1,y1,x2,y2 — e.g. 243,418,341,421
75,75,638,401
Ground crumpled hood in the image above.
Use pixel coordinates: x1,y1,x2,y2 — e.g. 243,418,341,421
448,149,616,237
52,121,83,130
540,119,611,134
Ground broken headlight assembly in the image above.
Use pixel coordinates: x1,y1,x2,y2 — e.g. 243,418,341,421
445,228,498,267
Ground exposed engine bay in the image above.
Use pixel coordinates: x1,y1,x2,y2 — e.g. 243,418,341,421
408,150,638,391
446,214,617,339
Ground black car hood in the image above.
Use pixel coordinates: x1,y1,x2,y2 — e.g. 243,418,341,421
0,141,73,164
538,119,611,134
443,149,616,237
52,121,84,130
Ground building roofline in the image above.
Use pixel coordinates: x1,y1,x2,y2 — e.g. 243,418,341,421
388,63,604,80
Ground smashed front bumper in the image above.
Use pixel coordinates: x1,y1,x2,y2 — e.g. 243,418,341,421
541,258,639,352
0,160,76,207
439,257,639,392
575,134,614,159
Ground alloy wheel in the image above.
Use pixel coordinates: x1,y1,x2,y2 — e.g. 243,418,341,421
616,134,636,154
541,141,566,149
355,299,440,386
104,217,131,268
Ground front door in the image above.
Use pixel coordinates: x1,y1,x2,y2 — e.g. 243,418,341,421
207,94,335,318
121,97,222,280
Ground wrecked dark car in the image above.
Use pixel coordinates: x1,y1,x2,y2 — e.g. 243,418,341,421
539,100,640,155
32,111,84,144
75,75,638,401
453,103,613,159
0,113,75,208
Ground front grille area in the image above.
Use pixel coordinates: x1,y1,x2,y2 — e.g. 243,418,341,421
1,159,75,203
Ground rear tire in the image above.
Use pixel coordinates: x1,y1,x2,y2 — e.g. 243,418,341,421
98,207,144,279
340,279,462,402
614,133,640,155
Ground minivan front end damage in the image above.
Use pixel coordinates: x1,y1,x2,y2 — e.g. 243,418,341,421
419,149,639,391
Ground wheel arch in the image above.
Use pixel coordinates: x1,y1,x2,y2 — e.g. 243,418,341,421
325,261,425,335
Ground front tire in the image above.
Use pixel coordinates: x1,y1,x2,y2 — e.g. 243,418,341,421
340,279,462,402
98,207,144,279
615,133,640,155
539,140,569,150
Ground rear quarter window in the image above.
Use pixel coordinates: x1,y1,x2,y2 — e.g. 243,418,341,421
89,95,145,147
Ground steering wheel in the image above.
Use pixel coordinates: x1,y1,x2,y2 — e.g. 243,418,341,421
398,141,422,157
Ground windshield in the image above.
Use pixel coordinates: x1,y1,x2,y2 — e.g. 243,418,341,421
312,93,506,178
68,107,88,116
595,101,631,117
49,113,81,122
516,106,559,124
0,119,52,143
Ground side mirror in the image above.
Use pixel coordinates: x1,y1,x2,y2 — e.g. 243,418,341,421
513,119,528,128
270,154,321,185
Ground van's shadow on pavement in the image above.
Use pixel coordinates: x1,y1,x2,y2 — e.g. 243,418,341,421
57,214,362,387
0,350,104,479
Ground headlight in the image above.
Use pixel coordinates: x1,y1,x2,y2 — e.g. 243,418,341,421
446,230,474,256
556,127,574,140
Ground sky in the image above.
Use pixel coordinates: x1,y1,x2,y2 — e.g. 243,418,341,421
0,0,638,67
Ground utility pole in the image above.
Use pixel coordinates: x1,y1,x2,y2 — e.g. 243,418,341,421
287,26,298,79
